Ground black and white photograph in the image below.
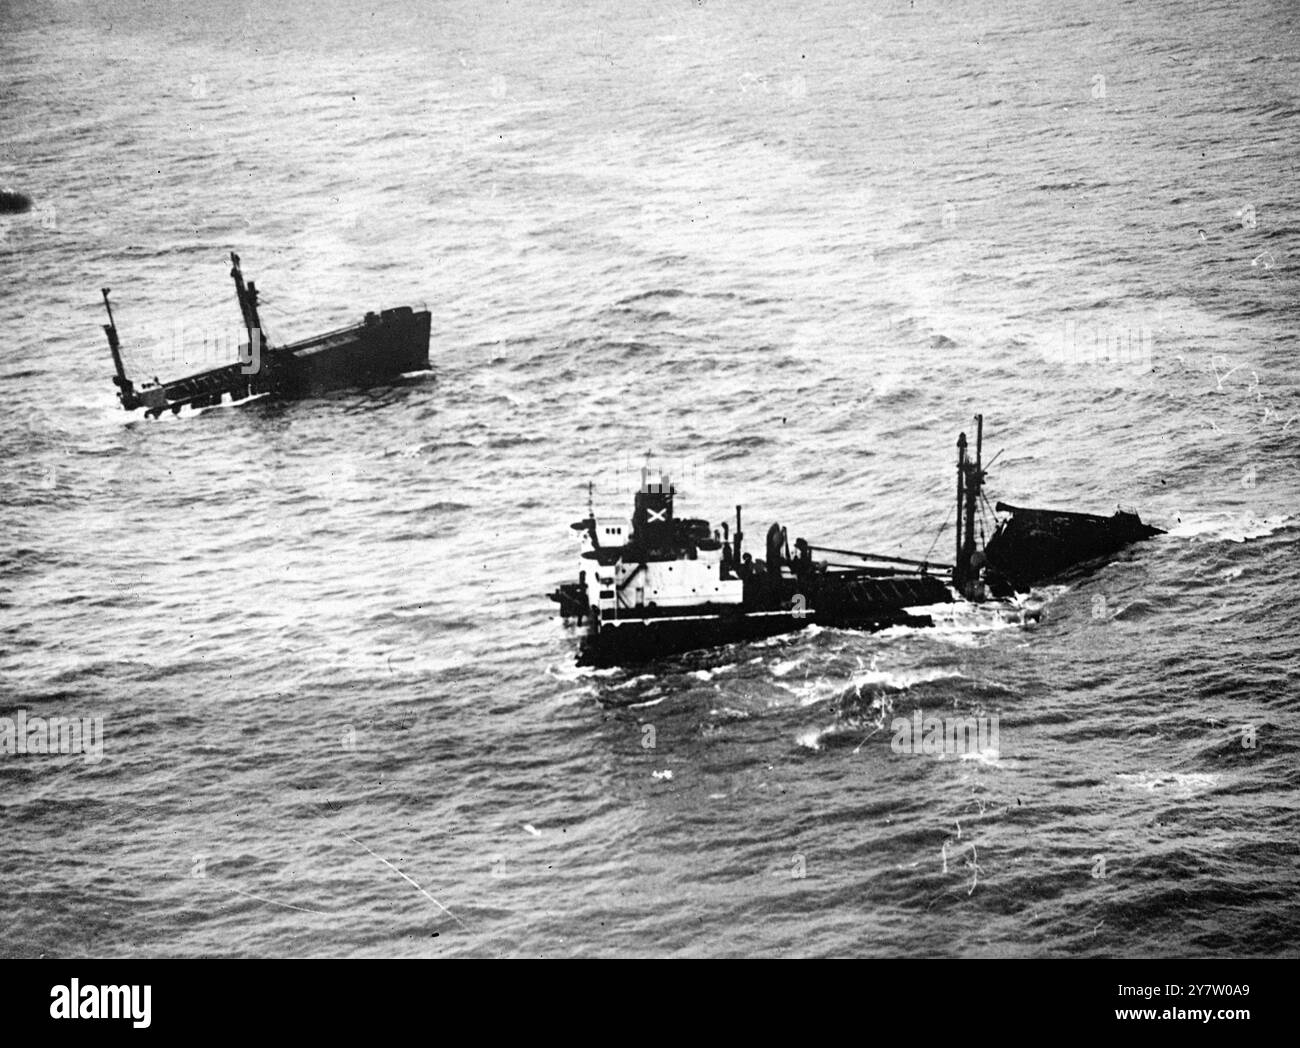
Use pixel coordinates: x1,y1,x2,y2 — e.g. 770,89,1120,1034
1,0,1295,1001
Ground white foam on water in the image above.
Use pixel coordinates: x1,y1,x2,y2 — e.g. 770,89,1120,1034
550,663,624,681
612,673,658,690
1166,513,1292,543
770,657,804,678
957,746,1004,767
795,724,835,751
1114,771,1222,795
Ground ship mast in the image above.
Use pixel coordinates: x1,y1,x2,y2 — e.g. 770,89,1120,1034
230,252,265,359
954,413,984,597
955,431,966,572
100,288,137,410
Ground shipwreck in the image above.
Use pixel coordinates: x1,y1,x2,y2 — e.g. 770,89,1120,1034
549,415,1164,666
100,253,431,417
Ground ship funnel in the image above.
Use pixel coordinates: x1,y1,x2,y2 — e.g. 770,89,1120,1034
639,468,671,494
632,472,675,549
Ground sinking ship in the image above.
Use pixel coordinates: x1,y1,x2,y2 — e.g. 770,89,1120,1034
99,253,431,417
549,415,1163,666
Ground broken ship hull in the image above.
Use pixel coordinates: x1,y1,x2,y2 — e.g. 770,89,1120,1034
101,253,432,417
262,308,432,399
552,416,1164,667
982,501,1164,596
550,479,952,667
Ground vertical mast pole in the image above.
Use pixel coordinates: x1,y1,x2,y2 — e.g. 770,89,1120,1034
965,414,981,564
955,431,967,583
230,252,264,360
101,288,136,408
957,414,985,596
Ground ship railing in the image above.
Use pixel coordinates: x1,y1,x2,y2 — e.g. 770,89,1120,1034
280,319,366,351
280,302,426,352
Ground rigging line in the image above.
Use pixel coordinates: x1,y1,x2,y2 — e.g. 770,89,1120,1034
923,503,955,564
977,490,994,546
976,489,1004,548
979,491,998,525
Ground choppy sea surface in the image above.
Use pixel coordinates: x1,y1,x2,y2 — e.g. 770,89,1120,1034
1,0,1297,957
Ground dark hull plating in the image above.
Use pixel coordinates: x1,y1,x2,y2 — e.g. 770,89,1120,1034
133,308,432,416
574,606,937,668
984,501,1164,595
101,254,432,417
556,570,952,667
272,308,432,396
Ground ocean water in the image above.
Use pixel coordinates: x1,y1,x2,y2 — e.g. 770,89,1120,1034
1,0,1297,957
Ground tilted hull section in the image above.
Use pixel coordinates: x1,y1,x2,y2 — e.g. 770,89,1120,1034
983,501,1163,596
272,307,431,399
99,255,432,417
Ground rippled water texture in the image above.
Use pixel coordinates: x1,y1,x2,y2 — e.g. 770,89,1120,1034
1,0,1297,957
